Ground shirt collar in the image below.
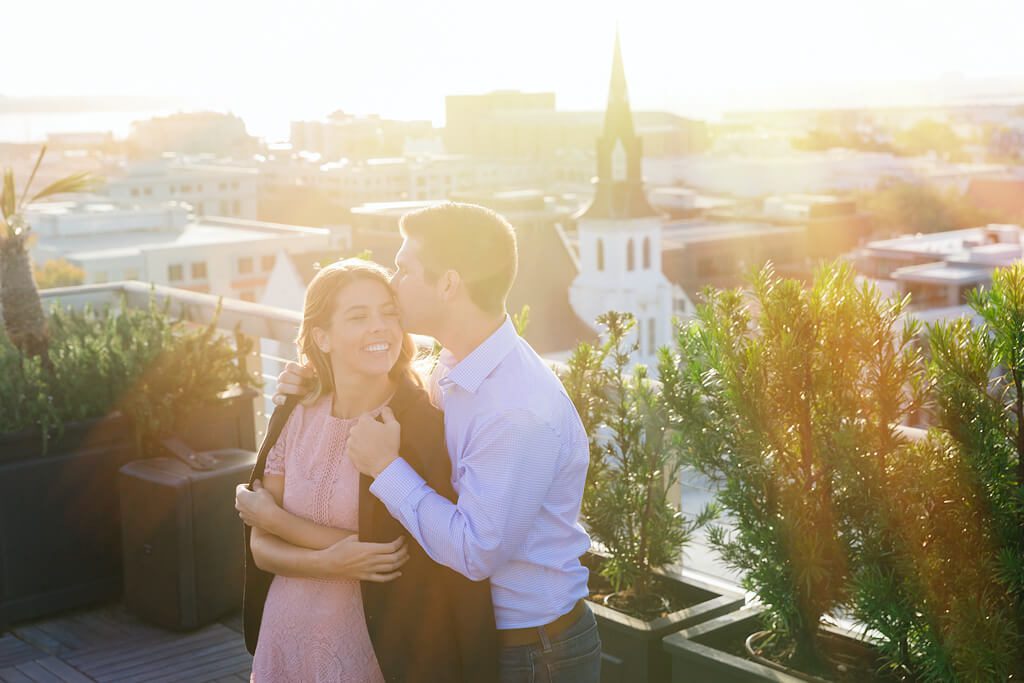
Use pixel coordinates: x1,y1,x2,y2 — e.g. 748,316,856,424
438,316,518,395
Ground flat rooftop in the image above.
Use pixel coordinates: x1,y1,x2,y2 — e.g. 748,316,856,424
867,225,1023,258
892,261,994,284
35,221,320,262
662,219,803,247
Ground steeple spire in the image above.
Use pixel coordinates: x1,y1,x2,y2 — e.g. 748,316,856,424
603,27,636,143
578,29,658,221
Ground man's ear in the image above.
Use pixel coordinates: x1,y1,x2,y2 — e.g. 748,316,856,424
438,269,462,302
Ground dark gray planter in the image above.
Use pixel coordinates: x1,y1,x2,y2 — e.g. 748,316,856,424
0,386,259,629
588,560,744,683
664,607,889,683
0,414,138,628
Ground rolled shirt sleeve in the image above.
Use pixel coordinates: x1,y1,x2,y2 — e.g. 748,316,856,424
370,409,561,581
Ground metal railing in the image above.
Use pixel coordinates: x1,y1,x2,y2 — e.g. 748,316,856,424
40,280,302,447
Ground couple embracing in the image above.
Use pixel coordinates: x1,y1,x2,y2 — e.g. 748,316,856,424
235,202,602,682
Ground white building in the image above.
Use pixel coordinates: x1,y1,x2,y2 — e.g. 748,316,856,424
855,223,1023,325
569,33,675,368
27,198,330,302
104,159,259,219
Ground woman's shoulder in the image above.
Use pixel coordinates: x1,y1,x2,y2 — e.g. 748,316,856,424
267,394,326,435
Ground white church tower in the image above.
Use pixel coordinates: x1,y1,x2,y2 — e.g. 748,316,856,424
569,31,674,366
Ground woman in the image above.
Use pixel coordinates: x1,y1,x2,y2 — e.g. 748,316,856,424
237,259,497,682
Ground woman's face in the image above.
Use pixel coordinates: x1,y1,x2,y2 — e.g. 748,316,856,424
315,277,403,379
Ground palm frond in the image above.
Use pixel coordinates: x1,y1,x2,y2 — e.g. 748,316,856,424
17,146,47,210
30,171,96,202
2,169,15,219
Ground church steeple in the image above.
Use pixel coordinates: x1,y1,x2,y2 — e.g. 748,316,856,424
603,29,637,155
578,29,658,220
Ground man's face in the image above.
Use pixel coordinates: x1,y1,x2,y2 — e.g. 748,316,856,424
392,237,444,336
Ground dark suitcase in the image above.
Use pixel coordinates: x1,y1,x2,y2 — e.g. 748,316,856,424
119,437,256,630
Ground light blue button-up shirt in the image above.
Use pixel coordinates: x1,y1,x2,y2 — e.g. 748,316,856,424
370,317,592,629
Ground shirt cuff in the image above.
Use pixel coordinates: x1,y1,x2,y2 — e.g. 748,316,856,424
369,457,428,508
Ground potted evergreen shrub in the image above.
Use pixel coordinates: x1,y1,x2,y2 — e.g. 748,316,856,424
562,311,743,683
659,262,939,681
921,261,1024,678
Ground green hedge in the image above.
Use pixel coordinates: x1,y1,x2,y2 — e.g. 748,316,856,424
0,293,258,456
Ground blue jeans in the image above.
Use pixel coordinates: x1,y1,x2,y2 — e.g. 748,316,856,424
498,604,602,683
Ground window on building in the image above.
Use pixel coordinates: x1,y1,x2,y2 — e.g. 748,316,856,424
182,184,192,193
143,187,152,196
239,290,256,302
261,254,276,272
93,271,108,284
232,200,241,215
130,188,139,197
220,200,229,215
194,201,204,215
643,237,651,270
648,318,657,356
219,182,227,191
627,239,635,271
170,185,177,194
238,256,253,275
197,184,203,192
231,181,239,190
168,264,183,282
597,239,605,271
191,261,208,279
124,268,140,281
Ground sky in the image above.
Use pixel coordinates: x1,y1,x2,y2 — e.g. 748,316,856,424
5,0,1024,131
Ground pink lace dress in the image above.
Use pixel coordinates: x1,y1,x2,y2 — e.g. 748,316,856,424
251,396,386,683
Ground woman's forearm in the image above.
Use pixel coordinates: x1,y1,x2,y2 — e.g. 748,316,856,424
250,527,334,579
261,506,355,550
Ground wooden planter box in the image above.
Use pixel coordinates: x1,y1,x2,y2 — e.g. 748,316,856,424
586,555,744,683
0,414,138,628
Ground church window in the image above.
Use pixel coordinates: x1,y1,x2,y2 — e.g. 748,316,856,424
627,239,635,271
643,237,651,270
597,239,605,271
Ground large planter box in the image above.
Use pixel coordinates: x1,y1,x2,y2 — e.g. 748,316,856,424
586,554,745,683
0,414,138,628
662,607,799,683
0,386,259,629
664,607,890,683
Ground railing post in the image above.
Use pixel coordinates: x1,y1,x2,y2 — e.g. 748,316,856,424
237,332,267,451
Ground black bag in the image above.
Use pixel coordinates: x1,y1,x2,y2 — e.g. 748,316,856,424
119,437,257,631
241,396,299,655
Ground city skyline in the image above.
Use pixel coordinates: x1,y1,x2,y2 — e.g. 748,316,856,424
5,0,1024,134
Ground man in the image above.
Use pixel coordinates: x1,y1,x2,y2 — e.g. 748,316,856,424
274,203,600,682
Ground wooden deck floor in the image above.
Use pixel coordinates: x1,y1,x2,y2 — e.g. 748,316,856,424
0,605,251,682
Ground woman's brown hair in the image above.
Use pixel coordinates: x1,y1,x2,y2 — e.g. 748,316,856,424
295,258,420,405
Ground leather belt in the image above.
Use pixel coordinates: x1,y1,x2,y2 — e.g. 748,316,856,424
498,599,588,648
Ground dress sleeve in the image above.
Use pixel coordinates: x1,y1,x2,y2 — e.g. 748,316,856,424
264,407,298,477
